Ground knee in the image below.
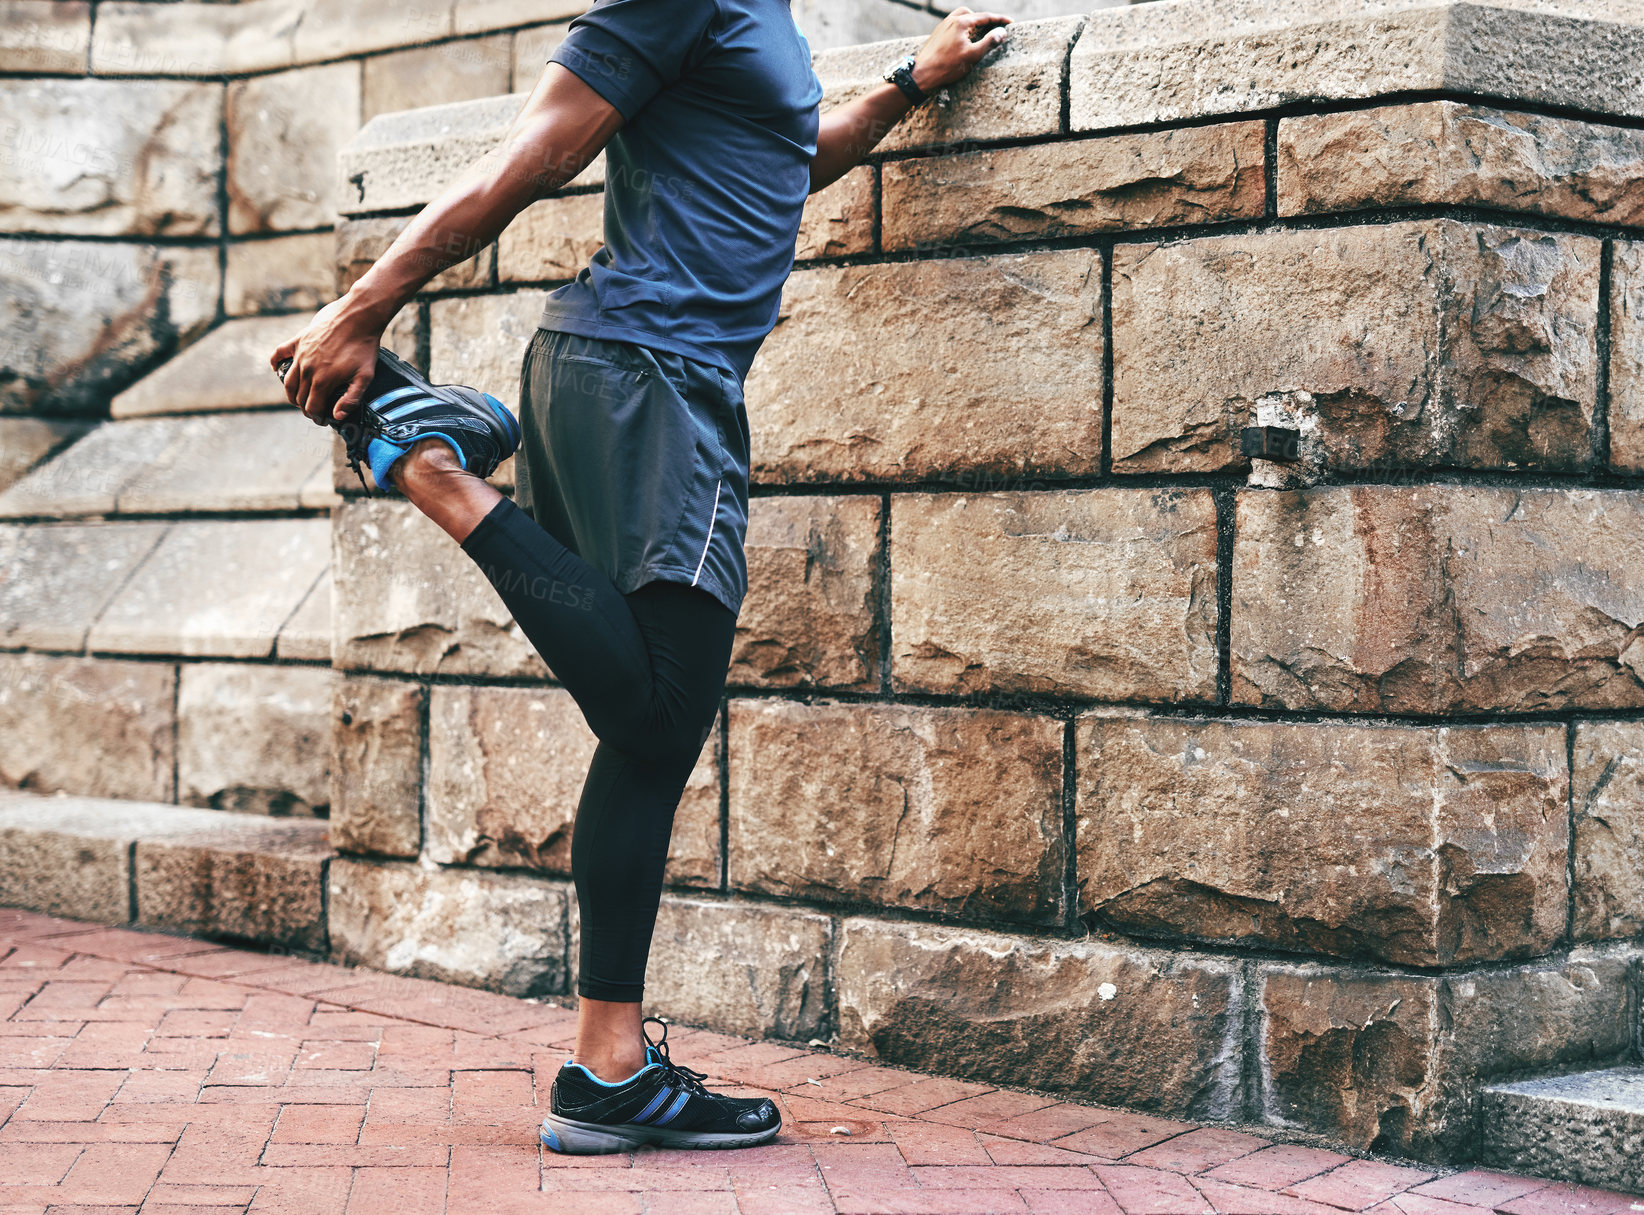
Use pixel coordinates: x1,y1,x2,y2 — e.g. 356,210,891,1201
605,708,714,770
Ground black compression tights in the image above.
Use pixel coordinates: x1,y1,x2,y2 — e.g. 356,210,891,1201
459,496,736,1003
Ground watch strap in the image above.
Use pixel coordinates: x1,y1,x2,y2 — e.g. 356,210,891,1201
885,55,927,105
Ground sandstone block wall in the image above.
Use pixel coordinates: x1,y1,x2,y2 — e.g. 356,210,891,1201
323,1,1644,1165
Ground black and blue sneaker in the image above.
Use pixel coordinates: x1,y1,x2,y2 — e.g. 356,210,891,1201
540,1018,781,1154
279,346,520,495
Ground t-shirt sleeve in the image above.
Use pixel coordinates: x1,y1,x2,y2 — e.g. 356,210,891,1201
548,0,719,121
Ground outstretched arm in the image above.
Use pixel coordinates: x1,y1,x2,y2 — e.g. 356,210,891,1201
274,64,624,424
810,8,1011,194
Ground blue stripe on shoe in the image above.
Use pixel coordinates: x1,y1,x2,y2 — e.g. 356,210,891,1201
482,393,521,447
370,385,427,412
380,395,441,422
652,1090,691,1127
633,1087,674,1125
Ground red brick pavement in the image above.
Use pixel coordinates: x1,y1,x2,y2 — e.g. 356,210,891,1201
1,907,1640,1215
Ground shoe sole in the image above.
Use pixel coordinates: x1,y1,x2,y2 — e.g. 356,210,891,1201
539,1113,780,1155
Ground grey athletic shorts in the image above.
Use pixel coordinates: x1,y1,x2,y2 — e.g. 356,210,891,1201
514,328,751,618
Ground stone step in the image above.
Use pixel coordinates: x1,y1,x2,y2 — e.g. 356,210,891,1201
1481,1067,1644,1193
0,791,332,953
111,313,314,419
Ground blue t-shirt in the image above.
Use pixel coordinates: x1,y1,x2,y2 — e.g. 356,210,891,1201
538,0,824,384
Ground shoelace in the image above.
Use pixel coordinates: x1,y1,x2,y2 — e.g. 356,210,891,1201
642,1017,711,1098
277,358,378,496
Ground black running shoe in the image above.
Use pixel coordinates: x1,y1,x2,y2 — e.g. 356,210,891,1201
539,1018,781,1154
278,346,520,495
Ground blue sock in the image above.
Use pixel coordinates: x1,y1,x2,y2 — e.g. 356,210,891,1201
366,431,466,491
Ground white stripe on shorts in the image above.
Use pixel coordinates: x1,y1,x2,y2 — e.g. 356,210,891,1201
691,478,723,587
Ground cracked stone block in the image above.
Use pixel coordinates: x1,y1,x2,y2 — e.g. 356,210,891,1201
1610,241,1644,473
339,93,604,216
228,61,362,235
112,313,316,418
795,165,874,261
1069,0,1644,133
892,489,1217,700
337,214,496,296
329,857,570,997
512,23,570,91
225,232,337,316
1077,715,1570,965
114,411,334,515
728,699,1063,924
1279,102,1644,226
0,417,89,495
135,815,332,951
428,290,549,404
730,495,881,691
643,897,831,1041
0,239,217,417
331,675,424,860
177,663,333,818
0,521,167,650
290,2,452,65
747,250,1102,485
333,499,545,679
88,517,331,659
276,568,332,663
91,0,307,77
0,653,175,802
813,17,1080,154
1112,221,1600,474
837,917,1241,1119
364,35,512,122
0,417,180,517
1571,721,1644,942
496,194,604,284
427,684,718,888
883,123,1265,252
0,79,222,238
0,2,91,74
1232,486,1644,713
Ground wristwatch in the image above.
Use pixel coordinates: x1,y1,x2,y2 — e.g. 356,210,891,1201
882,53,928,105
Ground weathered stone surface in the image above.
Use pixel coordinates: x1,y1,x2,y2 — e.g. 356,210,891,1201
1233,486,1644,713
331,675,425,860
0,521,166,650
1610,241,1644,473
228,62,363,235
643,898,831,1040
0,239,218,417
1482,1067,1644,1193
729,495,881,691
892,489,1217,700
0,417,88,494
496,193,604,283
329,858,570,997
793,0,935,52
883,123,1265,252
0,79,222,238
814,17,1081,154
747,251,1102,484
225,232,337,316
837,918,1242,1119
0,653,175,802
1112,221,1600,474
91,0,306,77
135,816,332,951
112,313,315,418
729,700,1063,923
364,35,512,122
0,1,91,74
428,290,548,403
290,1,452,66
88,517,331,659
427,685,719,887
276,568,332,662
333,499,545,679
0,417,173,517
1571,722,1644,942
1280,102,1644,225
177,664,333,818
339,93,604,216
454,0,584,38
1259,949,1635,1160
337,214,495,295
1070,0,1644,133
794,165,874,261
511,23,570,91
113,411,334,515
1077,715,1569,965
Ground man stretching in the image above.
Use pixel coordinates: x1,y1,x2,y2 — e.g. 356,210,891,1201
275,0,1010,1154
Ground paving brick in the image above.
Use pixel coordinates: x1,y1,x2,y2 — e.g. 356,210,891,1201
1290,1160,1438,1208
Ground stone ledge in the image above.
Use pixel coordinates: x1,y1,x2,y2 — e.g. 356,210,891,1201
112,314,314,420
1481,1067,1644,1193
0,791,331,953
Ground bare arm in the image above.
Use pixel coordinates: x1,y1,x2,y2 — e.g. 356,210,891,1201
274,64,624,423
810,8,1011,193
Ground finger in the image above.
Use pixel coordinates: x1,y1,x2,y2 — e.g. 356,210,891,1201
333,370,372,422
295,363,317,416
271,337,296,374
282,355,303,407
305,378,340,424
950,5,972,14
